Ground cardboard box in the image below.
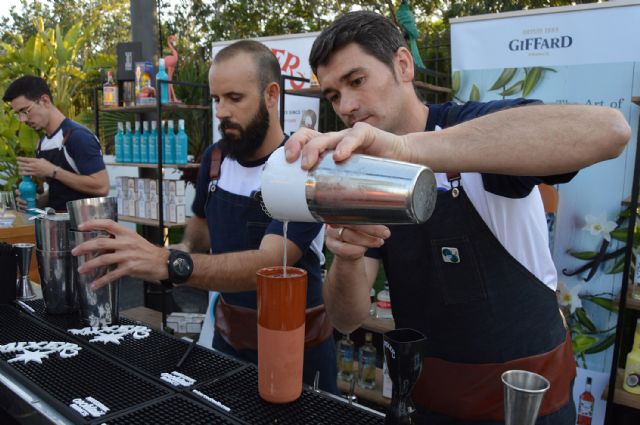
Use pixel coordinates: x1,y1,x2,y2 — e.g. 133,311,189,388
146,201,158,220
134,61,156,105
176,204,186,224
117,197,123,216
136,200,146,218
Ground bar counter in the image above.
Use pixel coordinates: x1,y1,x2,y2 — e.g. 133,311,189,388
0,299,384,424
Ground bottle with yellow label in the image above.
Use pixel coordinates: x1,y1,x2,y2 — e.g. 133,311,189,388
623,318,640,394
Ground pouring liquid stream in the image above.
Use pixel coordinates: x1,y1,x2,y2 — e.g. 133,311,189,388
282,221,288,277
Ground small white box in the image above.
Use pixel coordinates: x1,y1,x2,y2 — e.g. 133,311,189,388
117,197,123,215
168,180,177,195
145,201,157,220
175,180,185,196
169,204,177,223
126,199,136,217
136,200,146,218
186,322,202,333
176,205,186,224
173,195,186,206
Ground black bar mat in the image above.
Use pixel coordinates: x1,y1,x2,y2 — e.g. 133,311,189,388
0,305,172,424
192,366,384,425
94,394,243,425
23,299,246,390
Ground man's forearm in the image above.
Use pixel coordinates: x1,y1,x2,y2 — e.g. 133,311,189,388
323,256,376,334
179,217,211,253
406,104,630,175
55,169,109,196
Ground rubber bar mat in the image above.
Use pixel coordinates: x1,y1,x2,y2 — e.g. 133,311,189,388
22,299,246,390
0,305,172,424
94,394,243,425
192,366,384,425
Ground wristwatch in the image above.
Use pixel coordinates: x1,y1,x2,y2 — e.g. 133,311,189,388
161,249,193,288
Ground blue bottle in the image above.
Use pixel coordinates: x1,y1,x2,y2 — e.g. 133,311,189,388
176,119,189,164
156,58,169,105
18,176,37,211
115,122,124,162
165,120,175,164
132,120,141,163
123,122,132,163
149,120,158,165
140,121,149,164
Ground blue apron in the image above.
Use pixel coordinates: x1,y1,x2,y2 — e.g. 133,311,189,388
205,184,338,394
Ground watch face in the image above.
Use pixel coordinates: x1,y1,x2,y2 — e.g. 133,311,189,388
172,256,192,278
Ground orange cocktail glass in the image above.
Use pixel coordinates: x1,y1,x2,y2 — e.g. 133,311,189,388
257,266,307,403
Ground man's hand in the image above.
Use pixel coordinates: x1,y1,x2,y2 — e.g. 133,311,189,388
17,157,57,178
14,189,27,210
71,219,169,289
284,122,408,170
325,224,390,261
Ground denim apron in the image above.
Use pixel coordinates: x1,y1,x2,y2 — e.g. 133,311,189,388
381,180,576,424
205,184,338,394
36,129,83,211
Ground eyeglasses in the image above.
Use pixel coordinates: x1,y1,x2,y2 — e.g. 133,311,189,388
15,101,38,120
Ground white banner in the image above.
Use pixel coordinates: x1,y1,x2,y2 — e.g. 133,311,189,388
211,33,320,138
451,1,640,70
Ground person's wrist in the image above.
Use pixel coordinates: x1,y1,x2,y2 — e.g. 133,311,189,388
51,166,59,179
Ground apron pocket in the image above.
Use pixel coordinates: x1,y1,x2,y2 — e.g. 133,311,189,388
245,222,269,249
430,236,487,305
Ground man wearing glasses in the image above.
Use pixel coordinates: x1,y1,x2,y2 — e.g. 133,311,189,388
3,76,109,211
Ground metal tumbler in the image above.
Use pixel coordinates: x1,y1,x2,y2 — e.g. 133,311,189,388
35,211,71,251
261,147,437,225
13,243,36,300
69,230,119,326
502,370,550,425
67,197,118,230
36,249,76,314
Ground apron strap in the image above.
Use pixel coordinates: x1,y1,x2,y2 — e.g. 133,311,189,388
209,145,222,180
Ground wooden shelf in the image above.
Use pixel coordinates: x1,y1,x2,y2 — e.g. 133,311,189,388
632,96,640,106
361,315,395,335
613,368,640,409
118,215,185,228
626,290,640,311
337,365,390,407
105,162,199,169
99,103,210,113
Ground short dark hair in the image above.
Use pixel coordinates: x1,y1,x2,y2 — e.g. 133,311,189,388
3,75,53,103
309,11,407,75
214,40,281,93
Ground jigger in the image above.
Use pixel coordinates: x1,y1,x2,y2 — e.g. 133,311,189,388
383,328,427,425
13,243,36,300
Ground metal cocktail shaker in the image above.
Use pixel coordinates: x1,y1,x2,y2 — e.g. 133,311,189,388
261,147,437,224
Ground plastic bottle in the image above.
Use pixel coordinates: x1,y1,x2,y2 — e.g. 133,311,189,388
18,176,37,211
114,122,124,163
337,333,355,382
176,119,189,164
140,121,149,164
623,319,640,394
164,120,175,164
123,121,132,163
149,120,158,165
156,58,169,105
132,120,141,163
358,332,377,390
376,282,393,320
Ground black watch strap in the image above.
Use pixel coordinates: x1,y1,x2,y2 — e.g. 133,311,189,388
161,249,193,288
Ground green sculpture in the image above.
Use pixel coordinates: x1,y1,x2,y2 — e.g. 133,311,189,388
396,0,426,68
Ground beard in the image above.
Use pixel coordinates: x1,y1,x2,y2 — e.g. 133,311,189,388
218,99,270,161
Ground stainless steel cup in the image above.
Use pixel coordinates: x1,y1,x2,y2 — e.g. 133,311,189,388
261,147,437,224
67,197,118,230
36,249,77,314
502,370,550,425
69,230,119,326
13,243,36,300
35,212,71,251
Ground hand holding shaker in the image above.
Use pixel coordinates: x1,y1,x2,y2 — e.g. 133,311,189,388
261,147,437,224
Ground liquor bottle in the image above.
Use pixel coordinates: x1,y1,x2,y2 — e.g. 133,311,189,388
123,121,132,163
337,333,355,382
114,122,124,163
103,70,118,107
156,58,169,105
358,332,376,390
132,120,141,163
576,377,594,425
140,121,149,164
164,120,175,164
623,318,640,394
18,176,37,211
176,119,189,164
376,282,393,320
632,250,640,300
149,121,158,165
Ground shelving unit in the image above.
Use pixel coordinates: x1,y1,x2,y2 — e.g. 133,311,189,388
605,96,640,422
94,79,211,327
